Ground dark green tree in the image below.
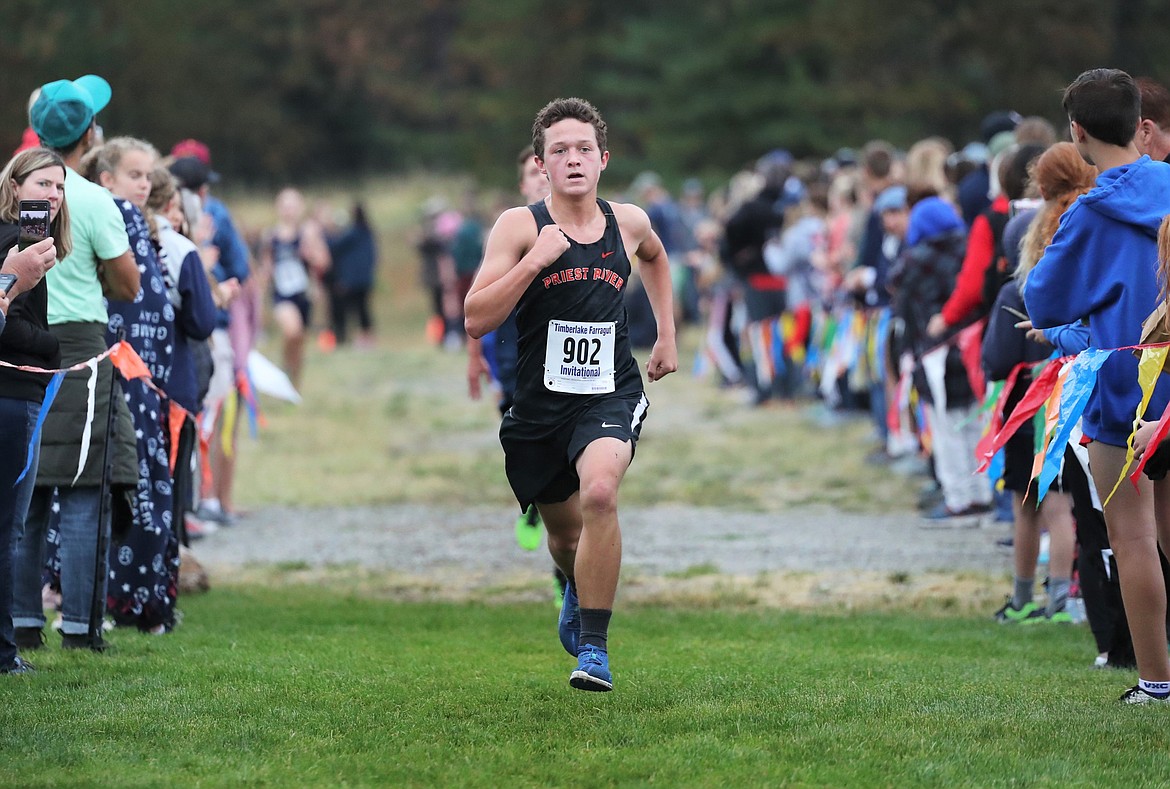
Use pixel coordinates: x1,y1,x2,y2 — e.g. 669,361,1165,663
1,0,1167,188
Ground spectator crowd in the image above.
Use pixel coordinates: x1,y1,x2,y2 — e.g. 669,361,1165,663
0,73,379,672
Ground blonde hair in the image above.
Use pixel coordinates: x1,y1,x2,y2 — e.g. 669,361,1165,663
0,147,73,260
828,170,858,211
723,170,764,216
144,164,179,243
80,136,159,185
1015,143,1097,291
1159,215,1170,303
1156,215,1170,340
905,136,953,198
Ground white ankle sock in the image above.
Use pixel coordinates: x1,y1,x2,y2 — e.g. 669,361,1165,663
1138,678,1170,697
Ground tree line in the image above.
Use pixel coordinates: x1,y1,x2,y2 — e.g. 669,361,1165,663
1,0,1163,190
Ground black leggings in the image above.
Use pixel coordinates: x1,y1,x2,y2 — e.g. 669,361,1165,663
330,286,373,344
1061,447,1135,665
172,417,197,548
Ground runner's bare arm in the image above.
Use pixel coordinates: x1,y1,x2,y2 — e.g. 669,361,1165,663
301,222,332,275
466,334,492,400
464,207,568,339
625,206,677,382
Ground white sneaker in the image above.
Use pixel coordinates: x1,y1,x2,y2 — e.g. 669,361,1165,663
51,616,113,633
196,499,224,522
1120,685,1170,704
185,514,218,539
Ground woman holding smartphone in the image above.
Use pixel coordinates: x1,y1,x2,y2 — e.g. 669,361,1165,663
0,147,72,665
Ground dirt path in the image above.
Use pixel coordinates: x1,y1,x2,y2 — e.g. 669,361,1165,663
193,503,1012,609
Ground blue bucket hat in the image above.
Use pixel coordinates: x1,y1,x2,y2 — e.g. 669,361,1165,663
906,196,964,246
872,184,908,214
29,75,112,149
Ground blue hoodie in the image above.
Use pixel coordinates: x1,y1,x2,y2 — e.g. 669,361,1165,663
1024,155,1170,447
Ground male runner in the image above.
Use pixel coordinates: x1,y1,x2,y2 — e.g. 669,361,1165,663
465,98,677,691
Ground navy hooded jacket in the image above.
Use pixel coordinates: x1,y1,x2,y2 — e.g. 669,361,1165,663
1024,155,1170,447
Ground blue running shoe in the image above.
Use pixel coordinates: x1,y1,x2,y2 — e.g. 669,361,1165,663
558,580,579,656
570,644,612,692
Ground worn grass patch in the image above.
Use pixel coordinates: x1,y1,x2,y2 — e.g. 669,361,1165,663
216,562,1010,619
235,332,914,512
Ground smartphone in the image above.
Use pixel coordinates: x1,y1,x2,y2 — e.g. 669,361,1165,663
17,199,50,251
1000,304,1029,322
0,272,16,294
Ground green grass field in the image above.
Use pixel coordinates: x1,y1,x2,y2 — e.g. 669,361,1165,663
2,584,1166,788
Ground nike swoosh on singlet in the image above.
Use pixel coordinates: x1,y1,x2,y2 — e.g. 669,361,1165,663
601,251,615,258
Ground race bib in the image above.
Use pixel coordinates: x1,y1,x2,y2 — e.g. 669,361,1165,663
544,320,616,394
273,258,309,297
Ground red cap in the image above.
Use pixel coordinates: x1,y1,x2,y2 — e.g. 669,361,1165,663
171,138,211,165
14,126,40,156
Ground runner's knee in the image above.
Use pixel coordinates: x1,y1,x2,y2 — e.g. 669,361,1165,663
579,477,619,516
546,528,579,554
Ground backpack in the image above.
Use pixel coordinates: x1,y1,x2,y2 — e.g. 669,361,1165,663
193,339,214,407
980,208,1011,315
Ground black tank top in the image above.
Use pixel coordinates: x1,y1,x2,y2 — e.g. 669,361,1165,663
511,198,643,424
271,232,309,297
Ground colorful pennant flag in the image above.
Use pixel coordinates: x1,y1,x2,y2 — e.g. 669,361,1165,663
1034,350,1111,502
1104,345,1170,505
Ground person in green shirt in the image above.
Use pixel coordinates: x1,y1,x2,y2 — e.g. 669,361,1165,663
12,75,141,653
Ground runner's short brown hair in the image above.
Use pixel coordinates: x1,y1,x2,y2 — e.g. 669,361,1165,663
532,98,607,160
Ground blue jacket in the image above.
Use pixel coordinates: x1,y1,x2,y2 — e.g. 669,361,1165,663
1024,155,1170,446
1042,322,1090,357
958,165,991,228
983,282,1056,436
206,196,251,328
983,283,1052,382
167,248,218,413
852,209,892,307
328,222,377,290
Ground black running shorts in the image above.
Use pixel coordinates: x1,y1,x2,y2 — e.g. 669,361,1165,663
1143,440,1170,481
1002,429,1070,495
500,392,649,511
1001,429,1038,494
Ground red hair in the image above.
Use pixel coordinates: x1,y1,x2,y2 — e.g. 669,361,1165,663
1017,143,1097,284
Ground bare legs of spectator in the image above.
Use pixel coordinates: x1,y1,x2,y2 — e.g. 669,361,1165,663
1088,442,1170,683
209,410,240,522
1010,490,1076,614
